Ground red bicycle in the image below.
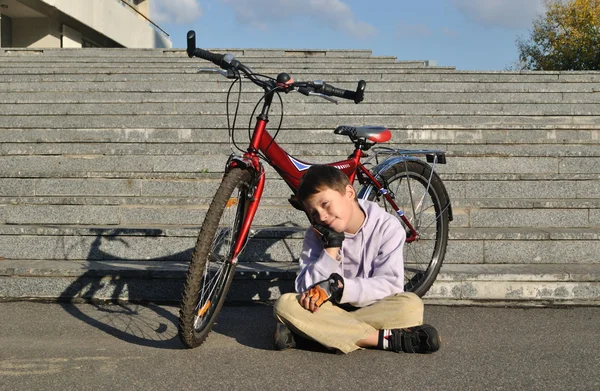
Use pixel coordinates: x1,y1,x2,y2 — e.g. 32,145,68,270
178,31,453,348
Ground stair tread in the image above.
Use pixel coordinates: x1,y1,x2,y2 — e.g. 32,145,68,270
1,259,598,281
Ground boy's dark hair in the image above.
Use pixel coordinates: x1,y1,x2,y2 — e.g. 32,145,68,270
297,165,351,203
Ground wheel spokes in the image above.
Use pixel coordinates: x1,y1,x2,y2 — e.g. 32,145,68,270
193,194,242,329
378,172,442,288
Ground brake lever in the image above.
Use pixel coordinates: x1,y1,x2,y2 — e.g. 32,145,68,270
307,91,339,104
197,68,237,78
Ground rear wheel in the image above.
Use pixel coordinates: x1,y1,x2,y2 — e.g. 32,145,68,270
178,168,252,348
360,160,450,297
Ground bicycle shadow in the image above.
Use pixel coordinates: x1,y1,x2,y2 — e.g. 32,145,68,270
59,225,302,350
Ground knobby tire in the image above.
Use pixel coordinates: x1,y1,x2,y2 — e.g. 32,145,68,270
179,168,252,348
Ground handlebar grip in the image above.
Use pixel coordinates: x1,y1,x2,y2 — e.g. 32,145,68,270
321,80,366,104
193,48,227,68
187,30,228,69
186,30,196,58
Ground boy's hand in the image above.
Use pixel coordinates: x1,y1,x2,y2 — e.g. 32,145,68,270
301,279,332,312
312,223,345,248
299,274,344,312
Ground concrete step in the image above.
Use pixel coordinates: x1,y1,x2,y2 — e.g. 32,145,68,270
0,50,429,65
0,58,455,71
3,72,600,83
2,126,599,145
1,185,599,208
1,48,377,58
1,223,599,262
7,166,591,180
1,199,598,227
0,71,470,83
1,162,599,195
3,102,600,116
2,166,598,181
1,141,600,158
1,81,597,94
0,62,451,70
1,181,599,227
3,91,600,104
2,115,600,130
0,204,302,226
2,225,598,239
448,181,600,200
0,56,400,63
0,56,402,64
1,151,598,177
2,174,598,199
0,259,598,304
0,63,453,72
0,225,304,263
0,67,460,75
1,183,599,206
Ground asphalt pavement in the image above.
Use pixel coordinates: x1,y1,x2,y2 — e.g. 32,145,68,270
0,301,599,391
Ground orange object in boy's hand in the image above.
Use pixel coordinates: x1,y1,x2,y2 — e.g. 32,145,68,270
299,282,331,313
299,274,344,313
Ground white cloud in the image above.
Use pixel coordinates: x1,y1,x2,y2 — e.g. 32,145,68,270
221,0,377,39
451,0,546,29
151,0,203,24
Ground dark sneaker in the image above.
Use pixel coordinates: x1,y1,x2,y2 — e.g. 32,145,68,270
274,322,296,351
388,324,440,353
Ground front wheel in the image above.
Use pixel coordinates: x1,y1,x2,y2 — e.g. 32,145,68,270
360,160,450,297
178,168,252,348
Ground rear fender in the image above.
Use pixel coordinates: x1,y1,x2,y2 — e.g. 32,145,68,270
357,156,420,199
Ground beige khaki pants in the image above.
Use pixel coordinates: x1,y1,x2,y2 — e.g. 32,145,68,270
273,292,423,354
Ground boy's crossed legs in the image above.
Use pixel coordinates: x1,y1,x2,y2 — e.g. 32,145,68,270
273,292,439,354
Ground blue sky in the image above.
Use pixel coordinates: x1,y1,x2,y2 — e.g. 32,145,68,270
151,0,546,70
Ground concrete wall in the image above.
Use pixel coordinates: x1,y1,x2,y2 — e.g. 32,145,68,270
42,0,170,48
137,0,149,18
61,24,81,48
1,14,13,47
125,0,150,18
11,17,59,47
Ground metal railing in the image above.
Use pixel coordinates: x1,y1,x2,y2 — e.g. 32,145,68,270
120,0,170,37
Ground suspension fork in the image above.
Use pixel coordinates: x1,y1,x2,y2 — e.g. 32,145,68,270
357,164,419,243
228,102,272,262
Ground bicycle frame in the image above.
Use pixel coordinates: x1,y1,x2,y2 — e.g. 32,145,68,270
225,92,422,261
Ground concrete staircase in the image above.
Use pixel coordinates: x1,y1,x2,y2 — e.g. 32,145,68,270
1,48,599,305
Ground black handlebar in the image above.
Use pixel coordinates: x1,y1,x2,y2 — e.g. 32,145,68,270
194,48,228,69
186,30,366,103
187,30,229,69
186,30,196,58
319,80,365,104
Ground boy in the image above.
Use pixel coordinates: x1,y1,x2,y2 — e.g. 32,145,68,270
273,165,440,354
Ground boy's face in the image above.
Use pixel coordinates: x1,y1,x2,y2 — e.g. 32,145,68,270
304,185,356,233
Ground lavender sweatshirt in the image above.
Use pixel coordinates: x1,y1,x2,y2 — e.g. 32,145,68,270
295,199,406,308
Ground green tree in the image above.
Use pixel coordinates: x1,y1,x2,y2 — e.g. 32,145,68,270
517,0,600,70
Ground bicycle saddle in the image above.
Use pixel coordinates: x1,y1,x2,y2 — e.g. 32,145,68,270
334,125,392,143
